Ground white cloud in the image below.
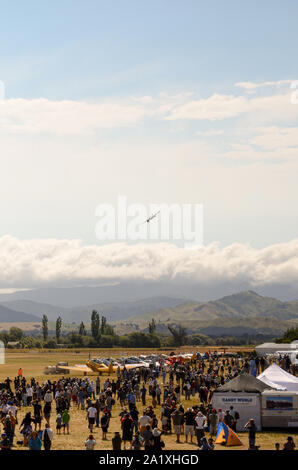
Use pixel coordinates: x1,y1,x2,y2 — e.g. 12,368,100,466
235,79,292,91
0,236,297,289
0,83,296,135
0,98,150,135
251,126,298,150
165,94,250,121
196,130,224,136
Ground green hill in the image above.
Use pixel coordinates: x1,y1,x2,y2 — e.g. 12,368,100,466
116,291,298,336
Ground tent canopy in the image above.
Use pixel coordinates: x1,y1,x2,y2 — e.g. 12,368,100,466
216,373,274,393
214,422,242,447
257,363,298,392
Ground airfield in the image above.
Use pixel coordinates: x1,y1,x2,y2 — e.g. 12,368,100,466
1,347,296,451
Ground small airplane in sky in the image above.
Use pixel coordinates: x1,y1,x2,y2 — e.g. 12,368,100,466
142,210,160,225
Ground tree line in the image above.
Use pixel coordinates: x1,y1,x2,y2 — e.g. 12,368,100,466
0,311,275,349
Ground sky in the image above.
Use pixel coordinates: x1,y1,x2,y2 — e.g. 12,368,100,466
0,0,297,293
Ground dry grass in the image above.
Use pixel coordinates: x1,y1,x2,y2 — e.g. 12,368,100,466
0,349,296,451
0,322,41,332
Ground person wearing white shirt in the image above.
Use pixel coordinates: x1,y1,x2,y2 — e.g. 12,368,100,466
44,391,53,403
85,435,96,450
195,412,206,447
86,406,97,431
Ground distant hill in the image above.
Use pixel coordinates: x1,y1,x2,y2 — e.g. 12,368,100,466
0,304,40,322
2,290,298,338
116,291,298,336
1,296,187,322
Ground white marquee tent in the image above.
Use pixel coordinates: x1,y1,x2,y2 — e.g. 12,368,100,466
258,363,298,392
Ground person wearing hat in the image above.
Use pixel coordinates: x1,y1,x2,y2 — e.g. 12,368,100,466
112,431,122,450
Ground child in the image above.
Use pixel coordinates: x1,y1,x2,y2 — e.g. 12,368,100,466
62,409,70,435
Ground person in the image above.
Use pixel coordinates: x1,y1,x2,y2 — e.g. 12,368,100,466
152,428,164,450
217,408,224,422
42,423,54,451
200,437,211,450
85,434,96,450
209,409,218,436
131,431,143,450
33,400,43,431
56,413,62,434
275,442,280,450
121,413,134,450
223,410,234,428
139,410,152,436
229,406,239,432
283,436,295,451
195,411,206,447
244,418,256,450
86,404,97,432
29,431,42,450
101,411,110,440
43,401,52,426
112,431,122,450
20,412,35,446
62,409,70,434
184,407,195,443
0,433,11,451
208,437,215,450
143,425,153,451
171,408,183,443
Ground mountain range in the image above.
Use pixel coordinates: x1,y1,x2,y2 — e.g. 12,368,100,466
0,290,298,338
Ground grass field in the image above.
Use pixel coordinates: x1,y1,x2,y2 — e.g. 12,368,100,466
0,348,297,451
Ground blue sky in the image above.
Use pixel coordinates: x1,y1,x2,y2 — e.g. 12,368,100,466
1,0,297,100
0,0,297,266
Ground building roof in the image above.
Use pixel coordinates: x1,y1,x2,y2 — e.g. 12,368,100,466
215,373,274,393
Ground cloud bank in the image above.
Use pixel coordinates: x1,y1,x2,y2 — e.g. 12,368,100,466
0,236,297,290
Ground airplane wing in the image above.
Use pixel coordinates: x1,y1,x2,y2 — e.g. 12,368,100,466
59,364,93,373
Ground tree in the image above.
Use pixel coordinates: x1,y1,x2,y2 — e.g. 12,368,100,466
42,315,48,341
9,327,23,342
148,318,156,335
167,324,187,347
79,321,86,336
91,310,100,339
100,316,107,335
278,327,298,343
55,316,62,343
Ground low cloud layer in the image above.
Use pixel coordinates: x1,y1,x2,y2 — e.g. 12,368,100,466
0,236,297,291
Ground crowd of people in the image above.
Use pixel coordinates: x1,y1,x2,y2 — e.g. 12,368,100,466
0,352,297,451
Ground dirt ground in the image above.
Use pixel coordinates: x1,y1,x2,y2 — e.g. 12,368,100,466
0,349,297,451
